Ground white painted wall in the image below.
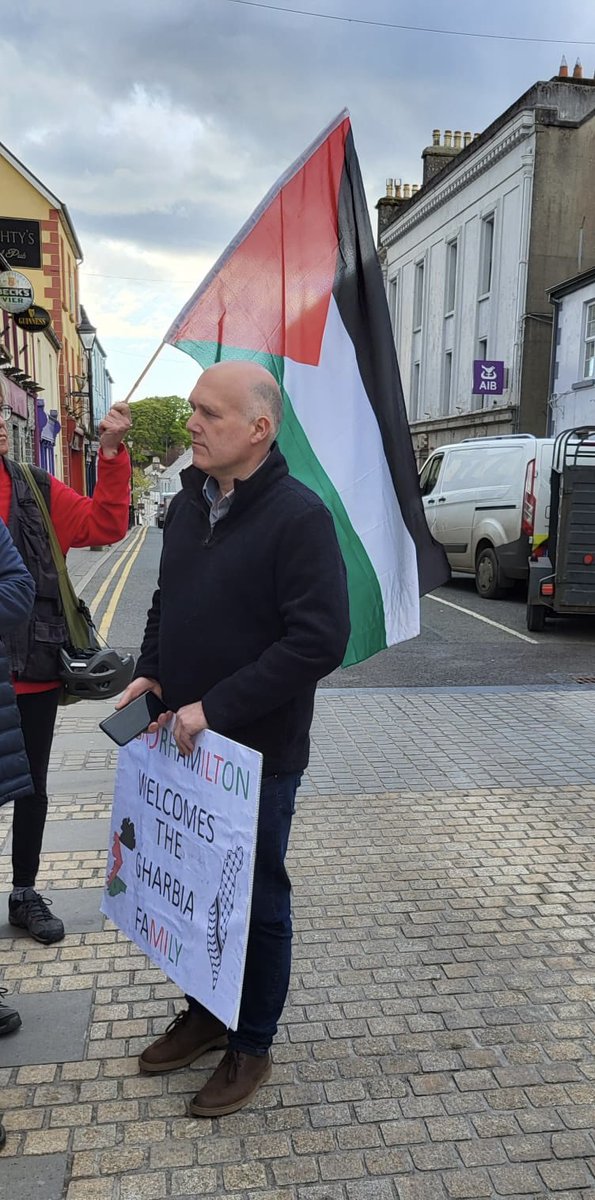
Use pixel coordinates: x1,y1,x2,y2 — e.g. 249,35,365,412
383,111,536,424
551,281,595,436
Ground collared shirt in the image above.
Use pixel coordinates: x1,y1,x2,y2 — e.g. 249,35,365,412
202,452,272,530
202,475,234,529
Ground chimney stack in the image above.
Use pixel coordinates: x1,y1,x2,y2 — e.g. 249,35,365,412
559,55,569,77
376,177,418,243
421,126,472,185
573,58,583,79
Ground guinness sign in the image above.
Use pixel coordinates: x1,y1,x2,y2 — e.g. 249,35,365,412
0,217,41,269
13,304,52,331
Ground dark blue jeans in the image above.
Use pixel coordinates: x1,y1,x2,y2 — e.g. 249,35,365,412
187,771,301,1054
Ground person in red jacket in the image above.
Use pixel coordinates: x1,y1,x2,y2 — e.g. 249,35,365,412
0,402,132,944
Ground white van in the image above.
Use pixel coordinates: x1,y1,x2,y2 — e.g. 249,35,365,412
419,435,554,598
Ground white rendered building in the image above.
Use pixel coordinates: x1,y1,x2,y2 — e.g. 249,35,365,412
379,65,595,463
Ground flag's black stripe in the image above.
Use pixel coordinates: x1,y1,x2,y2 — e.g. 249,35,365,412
332,129,450,597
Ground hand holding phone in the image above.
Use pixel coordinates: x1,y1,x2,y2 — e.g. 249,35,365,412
99,691,169,747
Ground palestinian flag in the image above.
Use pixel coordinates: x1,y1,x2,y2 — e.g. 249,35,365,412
164,110,449,666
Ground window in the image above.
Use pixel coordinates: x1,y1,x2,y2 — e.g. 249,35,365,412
413,261,425,330
473,340,488,411
584,301,595,379
479,215,494,296
388,277,398,335
442,351,453,415
60,240,66,308
445,240,458,315
411,361,421,420
441,445,525,492
419,453,444,497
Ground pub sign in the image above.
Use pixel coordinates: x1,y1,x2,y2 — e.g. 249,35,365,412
0,269,35,314
0,217,42,269
14,304,52,331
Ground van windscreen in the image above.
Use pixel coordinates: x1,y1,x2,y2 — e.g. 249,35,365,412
441,445,525,491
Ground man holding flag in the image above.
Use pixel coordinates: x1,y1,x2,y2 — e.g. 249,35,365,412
118,358,351,1116
114,109,448,1117
159,110,448,658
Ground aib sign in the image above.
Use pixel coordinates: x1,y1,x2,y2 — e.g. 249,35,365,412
473,360,505,396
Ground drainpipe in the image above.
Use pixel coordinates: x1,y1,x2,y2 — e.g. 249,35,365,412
547,296,560,437
578,216,586,273
511,141,535,428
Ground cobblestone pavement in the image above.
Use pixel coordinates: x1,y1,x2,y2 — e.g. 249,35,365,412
1,688,595,1199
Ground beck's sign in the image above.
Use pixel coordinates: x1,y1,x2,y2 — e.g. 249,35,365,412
473,360,505,396
0,269,34,314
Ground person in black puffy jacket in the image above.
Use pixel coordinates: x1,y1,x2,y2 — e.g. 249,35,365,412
0,521,34,1151
121,361,350,1118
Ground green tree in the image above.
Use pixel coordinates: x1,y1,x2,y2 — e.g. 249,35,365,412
131,465,151,506
127,395,191,466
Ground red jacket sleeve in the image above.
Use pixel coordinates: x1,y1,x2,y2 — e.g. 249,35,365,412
49,446,131,555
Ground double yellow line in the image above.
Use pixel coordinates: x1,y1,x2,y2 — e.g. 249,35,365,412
87,527,148,642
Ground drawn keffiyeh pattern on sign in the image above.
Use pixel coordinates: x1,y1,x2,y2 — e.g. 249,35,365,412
207,845,244,988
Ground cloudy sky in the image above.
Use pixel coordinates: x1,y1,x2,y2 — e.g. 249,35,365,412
2,0,595,402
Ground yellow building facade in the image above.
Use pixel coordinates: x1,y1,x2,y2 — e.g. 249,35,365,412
0,141,90,489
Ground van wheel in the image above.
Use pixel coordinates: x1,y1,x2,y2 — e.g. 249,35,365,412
475,546,509,599
526,604,546,632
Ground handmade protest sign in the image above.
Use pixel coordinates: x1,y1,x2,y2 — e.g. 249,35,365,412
101,722,262,1029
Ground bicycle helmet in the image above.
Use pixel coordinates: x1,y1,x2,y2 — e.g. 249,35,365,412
59,646,134,700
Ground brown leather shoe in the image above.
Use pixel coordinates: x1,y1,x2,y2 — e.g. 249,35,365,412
138,1008,228,1074
189,1048,272,1117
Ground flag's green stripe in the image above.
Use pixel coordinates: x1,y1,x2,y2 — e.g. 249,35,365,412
175,339,387,665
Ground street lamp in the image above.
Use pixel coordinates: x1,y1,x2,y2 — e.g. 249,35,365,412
77,307,97,496
77,307,97,436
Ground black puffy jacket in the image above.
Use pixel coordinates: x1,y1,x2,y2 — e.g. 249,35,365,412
136,445,350,774
0,522,34,805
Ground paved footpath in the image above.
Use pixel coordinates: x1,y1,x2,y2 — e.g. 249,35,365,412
1,686,595,1200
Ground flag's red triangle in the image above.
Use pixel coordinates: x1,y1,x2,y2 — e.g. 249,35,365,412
167,115,350,367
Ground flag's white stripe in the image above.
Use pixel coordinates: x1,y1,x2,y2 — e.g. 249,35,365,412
284,296,420,645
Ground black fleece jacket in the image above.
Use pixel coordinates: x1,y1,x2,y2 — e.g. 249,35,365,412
136,445,350,774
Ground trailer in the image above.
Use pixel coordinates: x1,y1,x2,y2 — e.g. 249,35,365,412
526,426,595,632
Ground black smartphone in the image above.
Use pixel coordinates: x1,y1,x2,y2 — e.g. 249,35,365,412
99,691,169,747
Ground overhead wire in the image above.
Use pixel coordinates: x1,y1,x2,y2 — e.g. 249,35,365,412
224,0,595,47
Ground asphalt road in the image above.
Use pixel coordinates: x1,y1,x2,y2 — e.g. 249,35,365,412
80,528,595,689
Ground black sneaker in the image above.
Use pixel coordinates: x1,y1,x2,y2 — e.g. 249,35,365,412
9,889,65,944
0,1121,5,1151
0,989,21,1036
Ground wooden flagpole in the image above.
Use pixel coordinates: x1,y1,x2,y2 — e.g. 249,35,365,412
121,341,166,405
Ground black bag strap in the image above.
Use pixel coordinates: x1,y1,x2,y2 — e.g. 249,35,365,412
19,464,96,651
